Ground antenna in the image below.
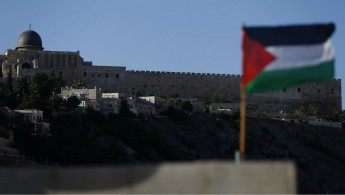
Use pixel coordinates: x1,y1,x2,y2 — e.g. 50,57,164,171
29,24,31,30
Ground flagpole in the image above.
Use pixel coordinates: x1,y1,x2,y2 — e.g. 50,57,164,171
240,23,246,160
240,91,246,160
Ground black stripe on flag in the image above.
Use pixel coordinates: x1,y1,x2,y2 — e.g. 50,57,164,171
244,23,335,47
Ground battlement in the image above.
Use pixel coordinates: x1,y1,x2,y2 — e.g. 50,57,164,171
126,70,241,78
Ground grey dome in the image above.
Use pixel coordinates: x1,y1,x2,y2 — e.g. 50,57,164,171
16,30,43,50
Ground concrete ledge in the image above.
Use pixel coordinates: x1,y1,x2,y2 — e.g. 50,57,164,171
0,161,296,194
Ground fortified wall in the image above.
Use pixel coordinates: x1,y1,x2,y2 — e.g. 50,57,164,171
126,70,342,115
126,70,241,101
247,80,342,115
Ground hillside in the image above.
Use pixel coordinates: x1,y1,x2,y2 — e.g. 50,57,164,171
7,109,345,193
141,113,345,194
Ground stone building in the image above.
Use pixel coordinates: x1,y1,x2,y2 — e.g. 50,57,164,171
0,30,128,93
13,109,50,136
0,137,19,166
60,86,102,111
0,30,342,115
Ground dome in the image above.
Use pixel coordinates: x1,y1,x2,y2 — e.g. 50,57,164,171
16,30,43,50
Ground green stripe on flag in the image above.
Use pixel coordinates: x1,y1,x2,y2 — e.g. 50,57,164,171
245,59,334,94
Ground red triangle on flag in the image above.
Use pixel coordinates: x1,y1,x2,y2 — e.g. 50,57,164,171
241,31,276,90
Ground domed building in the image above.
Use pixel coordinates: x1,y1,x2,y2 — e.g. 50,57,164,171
0,29,128,92
16,30,44,51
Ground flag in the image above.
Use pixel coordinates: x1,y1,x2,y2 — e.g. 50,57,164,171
241,23,335,94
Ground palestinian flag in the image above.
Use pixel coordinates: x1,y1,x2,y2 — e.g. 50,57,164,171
242,23,335,94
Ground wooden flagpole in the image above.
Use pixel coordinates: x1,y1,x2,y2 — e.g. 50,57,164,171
240,23,247,160
240,92,246,160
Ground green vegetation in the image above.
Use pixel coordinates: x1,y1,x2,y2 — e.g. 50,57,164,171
20,72,65,111
247,103,266,117
0,72,65,119
119,99,136,118
164,94,180,107
294,104,318,117
160,106,189,124
72,79,84,89
218,110,240,121
12,108,189,165
180,100,193,112
203,94,231,106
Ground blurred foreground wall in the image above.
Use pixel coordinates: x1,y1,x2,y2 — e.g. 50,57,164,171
0,161,296,194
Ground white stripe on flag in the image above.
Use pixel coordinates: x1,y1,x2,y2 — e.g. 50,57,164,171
264,38,334,71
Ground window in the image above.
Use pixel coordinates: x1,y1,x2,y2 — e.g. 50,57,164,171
318,89,320,94
297,88,301,92
283,88,286,92
84,72,87,77
98,74,100,77
116,73,119,78
92,73,94,77
106,73,108,78
331,88,334,94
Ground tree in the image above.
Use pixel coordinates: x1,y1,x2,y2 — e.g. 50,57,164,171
248,103,259,111
129,87,135,95
119,99,135,118
20,93,45,109
295,104,319,117
17,77,29,96
20,72,65,110
210,95,220,103
49,95,63,109
72,80,84,89
221,94,231,103
50,76,65,94
65,96,81,109
307,104,318,116
6,70,13,92
180,100,193,112
29,72,51,100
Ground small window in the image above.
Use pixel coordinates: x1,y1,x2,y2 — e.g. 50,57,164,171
84,72,87,77
98,74,100,77
106,73,108,78
297,88,301,92
318,89,320,94
92,73,94,77
116,73,119,78
331,88,334,94
59,71,62,76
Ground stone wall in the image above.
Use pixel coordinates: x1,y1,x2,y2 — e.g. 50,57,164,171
126,70,241,100
126,70,341,115
247,80,342,115
77,66,128,93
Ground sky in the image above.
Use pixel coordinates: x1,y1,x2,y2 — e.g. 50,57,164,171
1,0,344,108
